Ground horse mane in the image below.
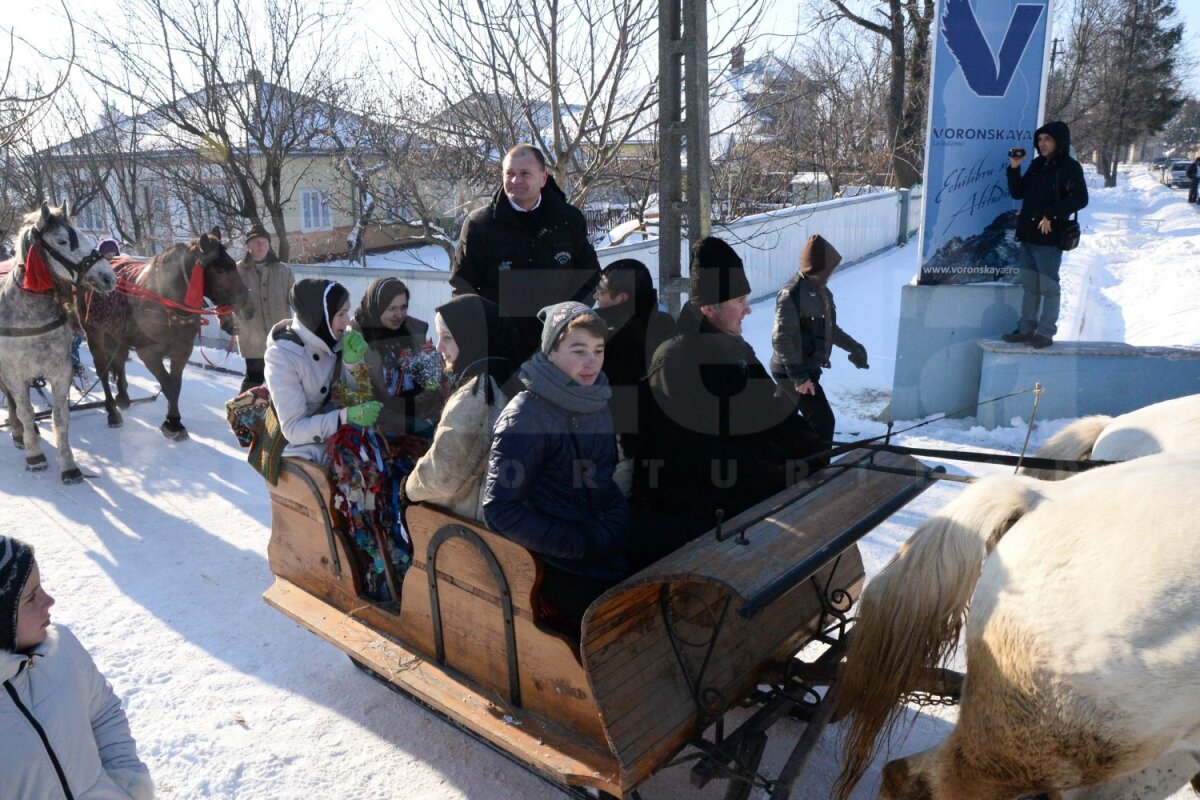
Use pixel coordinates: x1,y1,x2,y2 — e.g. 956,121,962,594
1021,415,1113,480
832,475,1042,800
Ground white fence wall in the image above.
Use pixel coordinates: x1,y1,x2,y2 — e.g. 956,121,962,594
201,188,922,348
596,187,922,301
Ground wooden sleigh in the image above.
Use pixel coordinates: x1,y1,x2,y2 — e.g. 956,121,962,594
263,448,940,798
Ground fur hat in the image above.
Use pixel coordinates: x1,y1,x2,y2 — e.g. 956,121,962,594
688,237,751,306
97,238,120,258
537,301,597,356
0,536,35,652
245,224,271,244
799,234,842,281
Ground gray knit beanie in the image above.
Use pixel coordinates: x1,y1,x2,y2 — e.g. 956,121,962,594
537,301,597,355
0,536,35,652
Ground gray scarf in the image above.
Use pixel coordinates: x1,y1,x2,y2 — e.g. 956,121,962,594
519,352,611,414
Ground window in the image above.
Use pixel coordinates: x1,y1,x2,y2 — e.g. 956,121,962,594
300,188,332,231
75,201,106,232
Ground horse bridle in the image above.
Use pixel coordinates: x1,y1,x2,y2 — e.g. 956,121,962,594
0,222,102,337
30,222,106,289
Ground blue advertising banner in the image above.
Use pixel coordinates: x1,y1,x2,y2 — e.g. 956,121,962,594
918,0,1052,284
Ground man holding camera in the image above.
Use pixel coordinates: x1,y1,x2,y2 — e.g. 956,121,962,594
1004,121,1089,349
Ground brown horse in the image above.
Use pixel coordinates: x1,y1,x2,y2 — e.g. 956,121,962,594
81,232,251,440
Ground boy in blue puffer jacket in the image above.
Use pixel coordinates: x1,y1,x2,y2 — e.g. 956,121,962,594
483,302,629,634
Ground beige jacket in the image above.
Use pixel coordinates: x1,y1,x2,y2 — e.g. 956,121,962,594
235,255,294,359
406,375,507,522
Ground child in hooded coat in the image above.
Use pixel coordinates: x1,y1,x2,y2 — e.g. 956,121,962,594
0,536,155,800
770,234,869,446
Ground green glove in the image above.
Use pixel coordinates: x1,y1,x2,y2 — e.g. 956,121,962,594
345,400,382,427
342,329,368,365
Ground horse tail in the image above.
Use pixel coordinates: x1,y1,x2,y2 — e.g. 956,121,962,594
833,475,1041,800
1021,415,1113,480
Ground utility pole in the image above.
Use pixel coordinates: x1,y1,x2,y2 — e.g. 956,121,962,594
658,0,712,313
1049,37,1062,71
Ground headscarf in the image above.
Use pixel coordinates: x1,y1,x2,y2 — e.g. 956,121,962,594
353,277,413,345
0,536,35,652
434,294,521,404
290,278,350,351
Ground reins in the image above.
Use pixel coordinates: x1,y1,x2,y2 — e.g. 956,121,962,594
114,261,234,318
809,384,1114,478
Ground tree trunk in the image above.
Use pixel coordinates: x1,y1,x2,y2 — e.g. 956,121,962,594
269,206,290,262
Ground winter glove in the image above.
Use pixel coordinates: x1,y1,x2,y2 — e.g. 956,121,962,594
343,400,382,427
342,329,369,365
848,345,869,369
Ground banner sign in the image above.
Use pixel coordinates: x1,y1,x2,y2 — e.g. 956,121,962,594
918,0,1052,284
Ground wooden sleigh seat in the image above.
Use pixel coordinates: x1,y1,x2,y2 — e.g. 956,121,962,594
262,448,932,797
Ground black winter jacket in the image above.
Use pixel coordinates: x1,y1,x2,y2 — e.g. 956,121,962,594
595,294,676,438
770,274,863,386
450,177,601,357
483,388,629,580
634,302,819,532
1006,121,1089,247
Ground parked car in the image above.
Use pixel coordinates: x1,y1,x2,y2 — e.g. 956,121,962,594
1152,156,1169,169
1166,159,1193,188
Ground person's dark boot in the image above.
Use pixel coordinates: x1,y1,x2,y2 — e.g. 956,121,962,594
1028,334,1053,349
1001,329,1032,344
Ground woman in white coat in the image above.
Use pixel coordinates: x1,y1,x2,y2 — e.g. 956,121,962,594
264,278,381,464
0,535,155,800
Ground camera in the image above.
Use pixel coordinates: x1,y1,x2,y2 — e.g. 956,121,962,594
1008,147,1026,159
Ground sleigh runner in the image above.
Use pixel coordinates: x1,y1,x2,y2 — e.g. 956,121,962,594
262,446,940,798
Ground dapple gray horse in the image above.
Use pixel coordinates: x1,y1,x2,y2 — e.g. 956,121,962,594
1,202,117,483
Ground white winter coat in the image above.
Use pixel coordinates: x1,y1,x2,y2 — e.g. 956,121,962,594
264,316,351,464
0,626,154,800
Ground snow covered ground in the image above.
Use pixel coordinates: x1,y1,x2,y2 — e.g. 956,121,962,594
2,167,1196,799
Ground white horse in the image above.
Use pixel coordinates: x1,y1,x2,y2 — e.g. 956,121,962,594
834,450,1200,800
1023,394,1200,479
0,202,117,482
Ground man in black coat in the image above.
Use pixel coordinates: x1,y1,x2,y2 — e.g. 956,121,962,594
1003,120,1089,349
1187,156,1200,204
450,144,601,358
634,237,820,544
593,259,676,447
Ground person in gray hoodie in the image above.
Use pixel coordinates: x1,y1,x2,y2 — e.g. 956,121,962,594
1,535,155,800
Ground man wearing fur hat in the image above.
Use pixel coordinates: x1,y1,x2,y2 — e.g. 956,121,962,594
771,234,869,445
635,236,821,541
234,224,294,392
450,144,601,359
